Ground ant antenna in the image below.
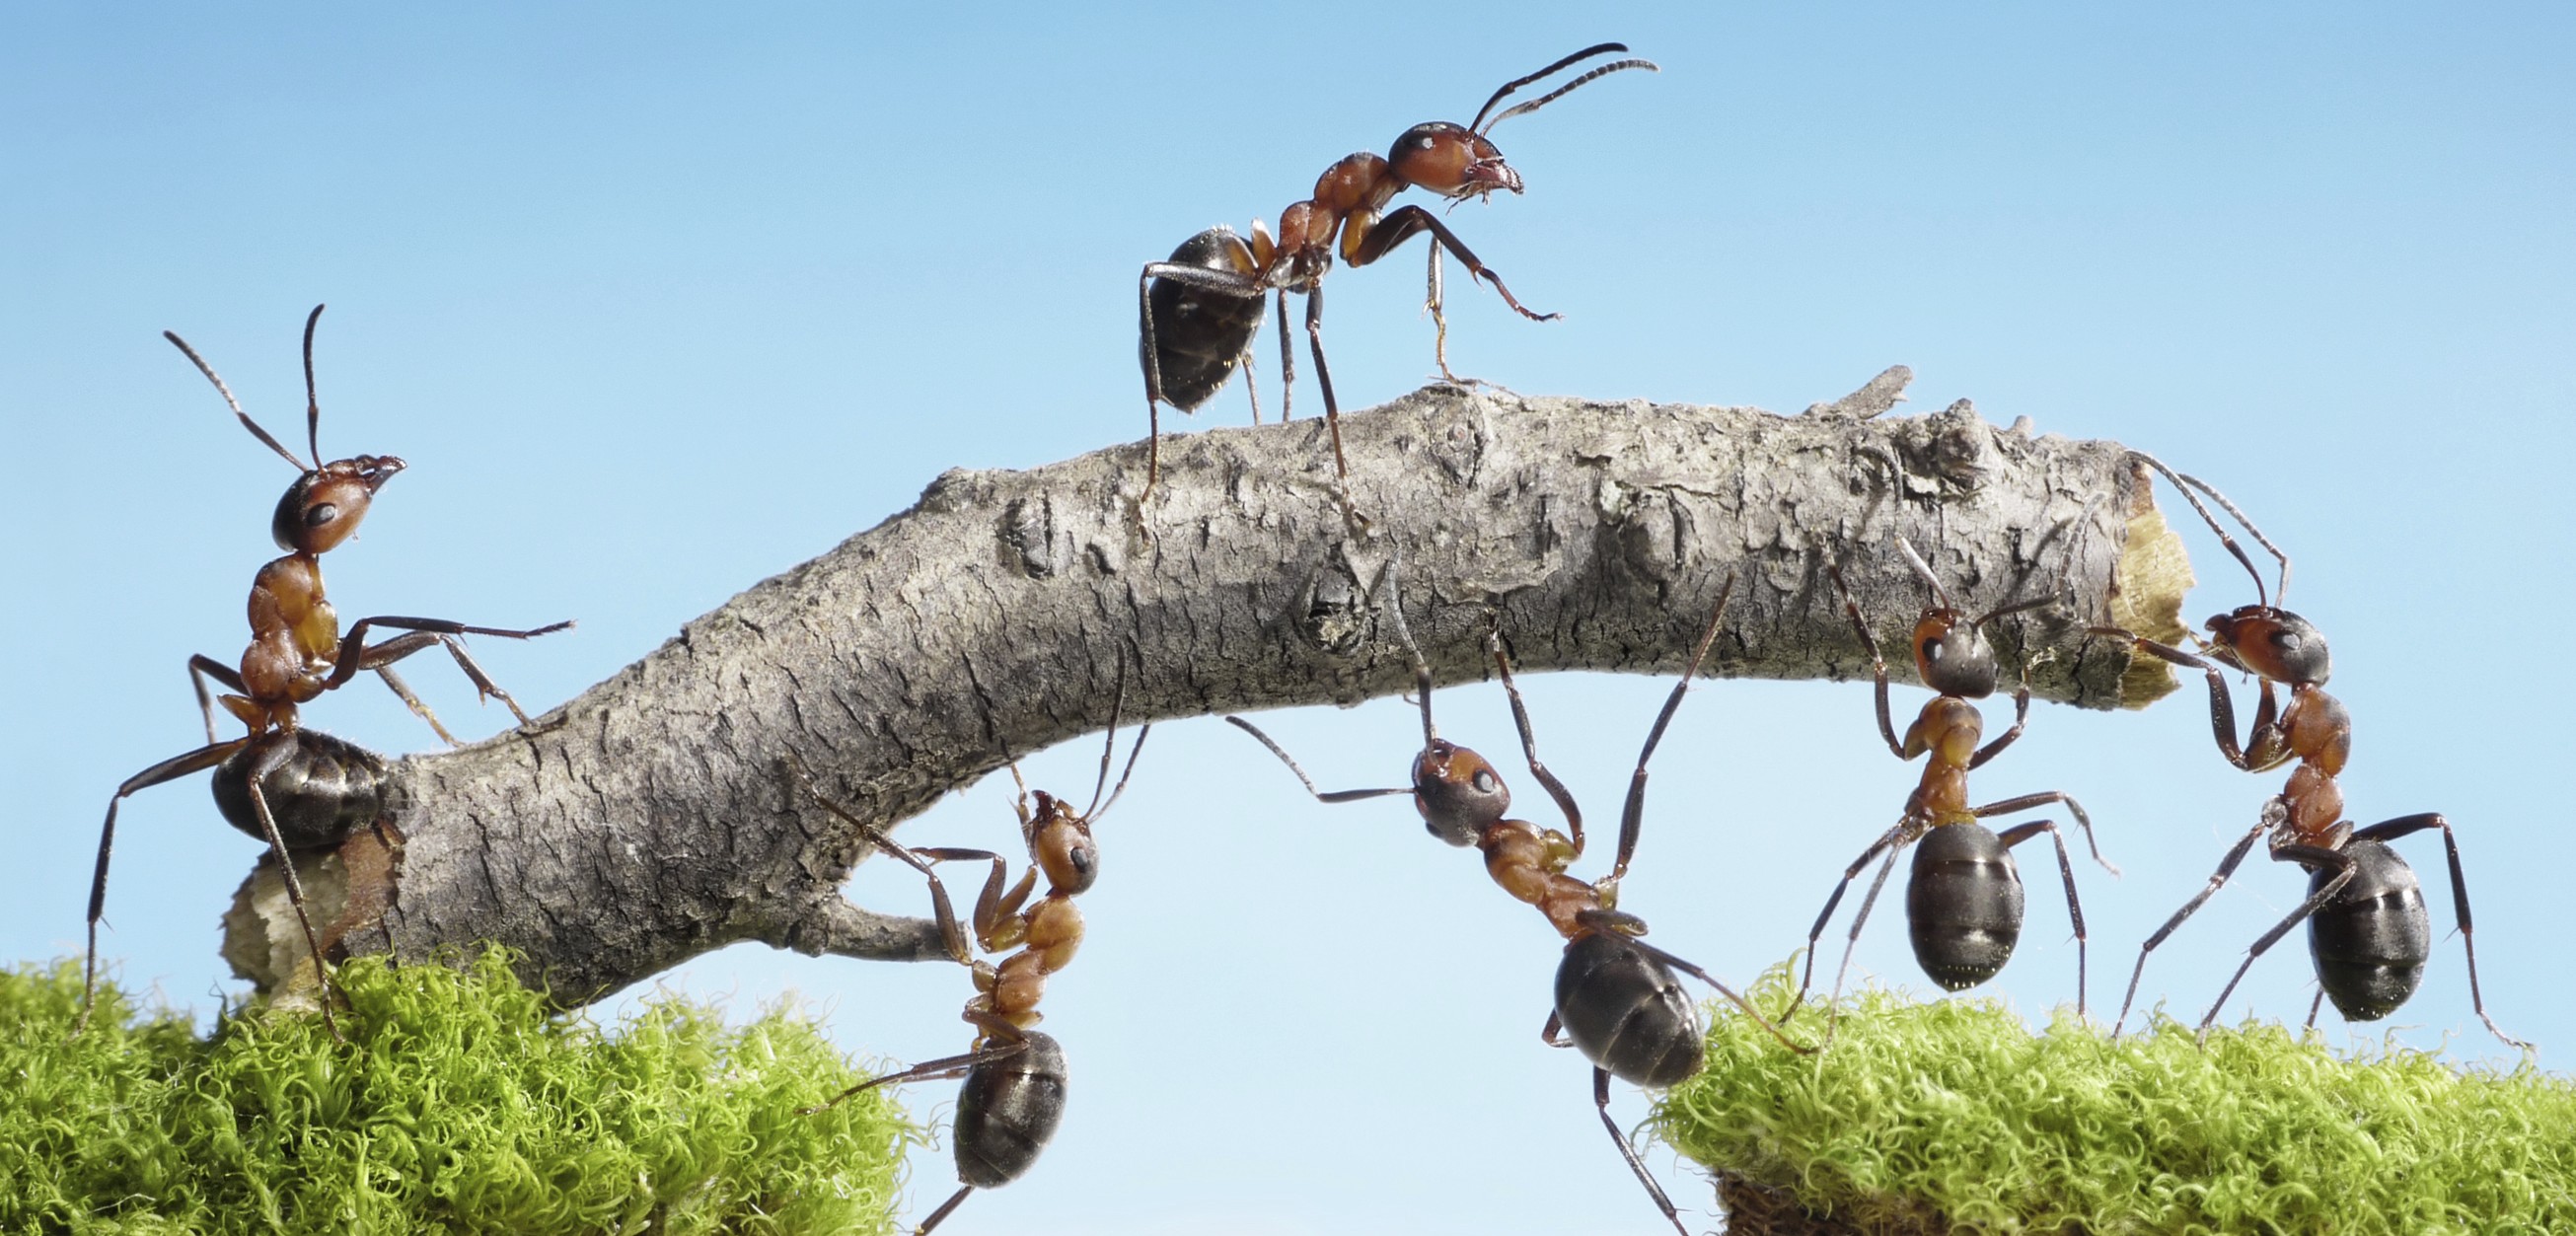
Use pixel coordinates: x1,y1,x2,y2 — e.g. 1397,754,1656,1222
2130,452,2277,610
1377,545,1438,748
1471,43,1658,135
300,304,326,470
2176,472,2292,608
165,329,310,472
1893,536,1957,612
1083,653,1151,822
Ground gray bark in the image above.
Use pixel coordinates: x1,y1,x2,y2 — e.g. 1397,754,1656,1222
223,372,2189,1004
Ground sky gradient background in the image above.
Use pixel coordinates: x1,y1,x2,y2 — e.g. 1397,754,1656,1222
6,6,2571,1234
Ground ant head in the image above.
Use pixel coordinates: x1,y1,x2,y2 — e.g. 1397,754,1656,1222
167,305,402,555
1387,122,1521,200
1413,738,1508,846
1910,607,2003,699
270,455,405,553
1026,790,1102,895
2204,606,2331,687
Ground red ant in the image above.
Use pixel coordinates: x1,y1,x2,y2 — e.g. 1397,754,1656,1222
791,705,1148,1235
1137,43,1656,521
1786,541,2114,1039
1228,577,1809,1236
2102,455,2525,1050
85,306,572,1034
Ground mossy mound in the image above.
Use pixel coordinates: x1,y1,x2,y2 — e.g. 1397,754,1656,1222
1661,974,2574,1234
2,952,911,1235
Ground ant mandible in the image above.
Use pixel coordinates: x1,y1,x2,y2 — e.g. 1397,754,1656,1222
791,705,1149,1236
1788,541,2114,1041
1137,43,1656,522
2102,457,2526,1050
85,306,573,1032
1229,577,1809,1236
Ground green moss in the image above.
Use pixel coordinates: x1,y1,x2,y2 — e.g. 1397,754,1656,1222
0,952,912,1236
1660,970,2576,1235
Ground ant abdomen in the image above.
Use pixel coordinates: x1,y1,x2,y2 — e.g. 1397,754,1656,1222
1141,227,1266,412
954,1031,1069,1190
1906,823,2026,991
1553,932,1704,1089
2306,840,2431,1021
211,729,394,851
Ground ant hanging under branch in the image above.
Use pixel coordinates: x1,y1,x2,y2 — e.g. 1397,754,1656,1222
1229,576,1809,1236
792,691,1149,1236
1137,42,1656,525
1788,540,2114,1044
2101,456,2525,1051
85,306,574,1036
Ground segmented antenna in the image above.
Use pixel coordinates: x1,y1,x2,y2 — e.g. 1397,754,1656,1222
299,304,326,470
164,328,310,472
1471,43,1658,135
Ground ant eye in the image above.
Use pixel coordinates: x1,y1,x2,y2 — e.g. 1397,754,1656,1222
1922,639,1945,664
1069,845,1095,878
305,503,337,528
1473,769,1499,794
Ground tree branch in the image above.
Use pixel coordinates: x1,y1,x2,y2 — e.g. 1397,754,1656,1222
221,372,2193,1004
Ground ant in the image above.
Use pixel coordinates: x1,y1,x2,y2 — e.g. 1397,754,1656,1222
1137,43,1656,522
1228,577,1809,1236
2101,456,2525,1050
85,305,571,1033
1788,541,2114,1037
790,704,1149,1236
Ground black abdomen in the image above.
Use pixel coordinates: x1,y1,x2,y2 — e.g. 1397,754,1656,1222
1553,932,1704,1088
1143,227,1267,410
211,729,394,851
1907,824,2024,991
2308,840,2429,1022
954,1031,1069,1189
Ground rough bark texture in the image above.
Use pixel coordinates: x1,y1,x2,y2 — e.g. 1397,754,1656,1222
222,373,2192,1005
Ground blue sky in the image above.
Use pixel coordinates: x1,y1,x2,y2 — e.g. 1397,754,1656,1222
6,6,2570,1233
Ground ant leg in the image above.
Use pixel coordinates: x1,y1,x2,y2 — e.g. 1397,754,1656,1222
1591,1066,1690,1236
1222,717,1417,804
1348,206,1558,322
2347,813,2529,1052
1136,264,1165,512
1968,681,2031,769
1789,823,1910,1016
1423,244,1461,384
2306,988,2327,1033
1612,578,1734,884
2095,628,2283,770
1299,286,1365,533
2197,844,2353,1037
1630,934,1809,1054
800,1040,1026,1115
914,1185,979,1236
2113,816,2268,1038
188,655,247,746
240,740,342,1041
1818,841,1907,1048
361,655,461,747
85,740,248,1028
1275,289,1295,422
1540,1009,1572,1048
1487,630,1584,855
329,616,571,700
1972,790,2117,875
1994,820,2088,1019
784,752,985,965
351,625,561,728
1826,564,1905,759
